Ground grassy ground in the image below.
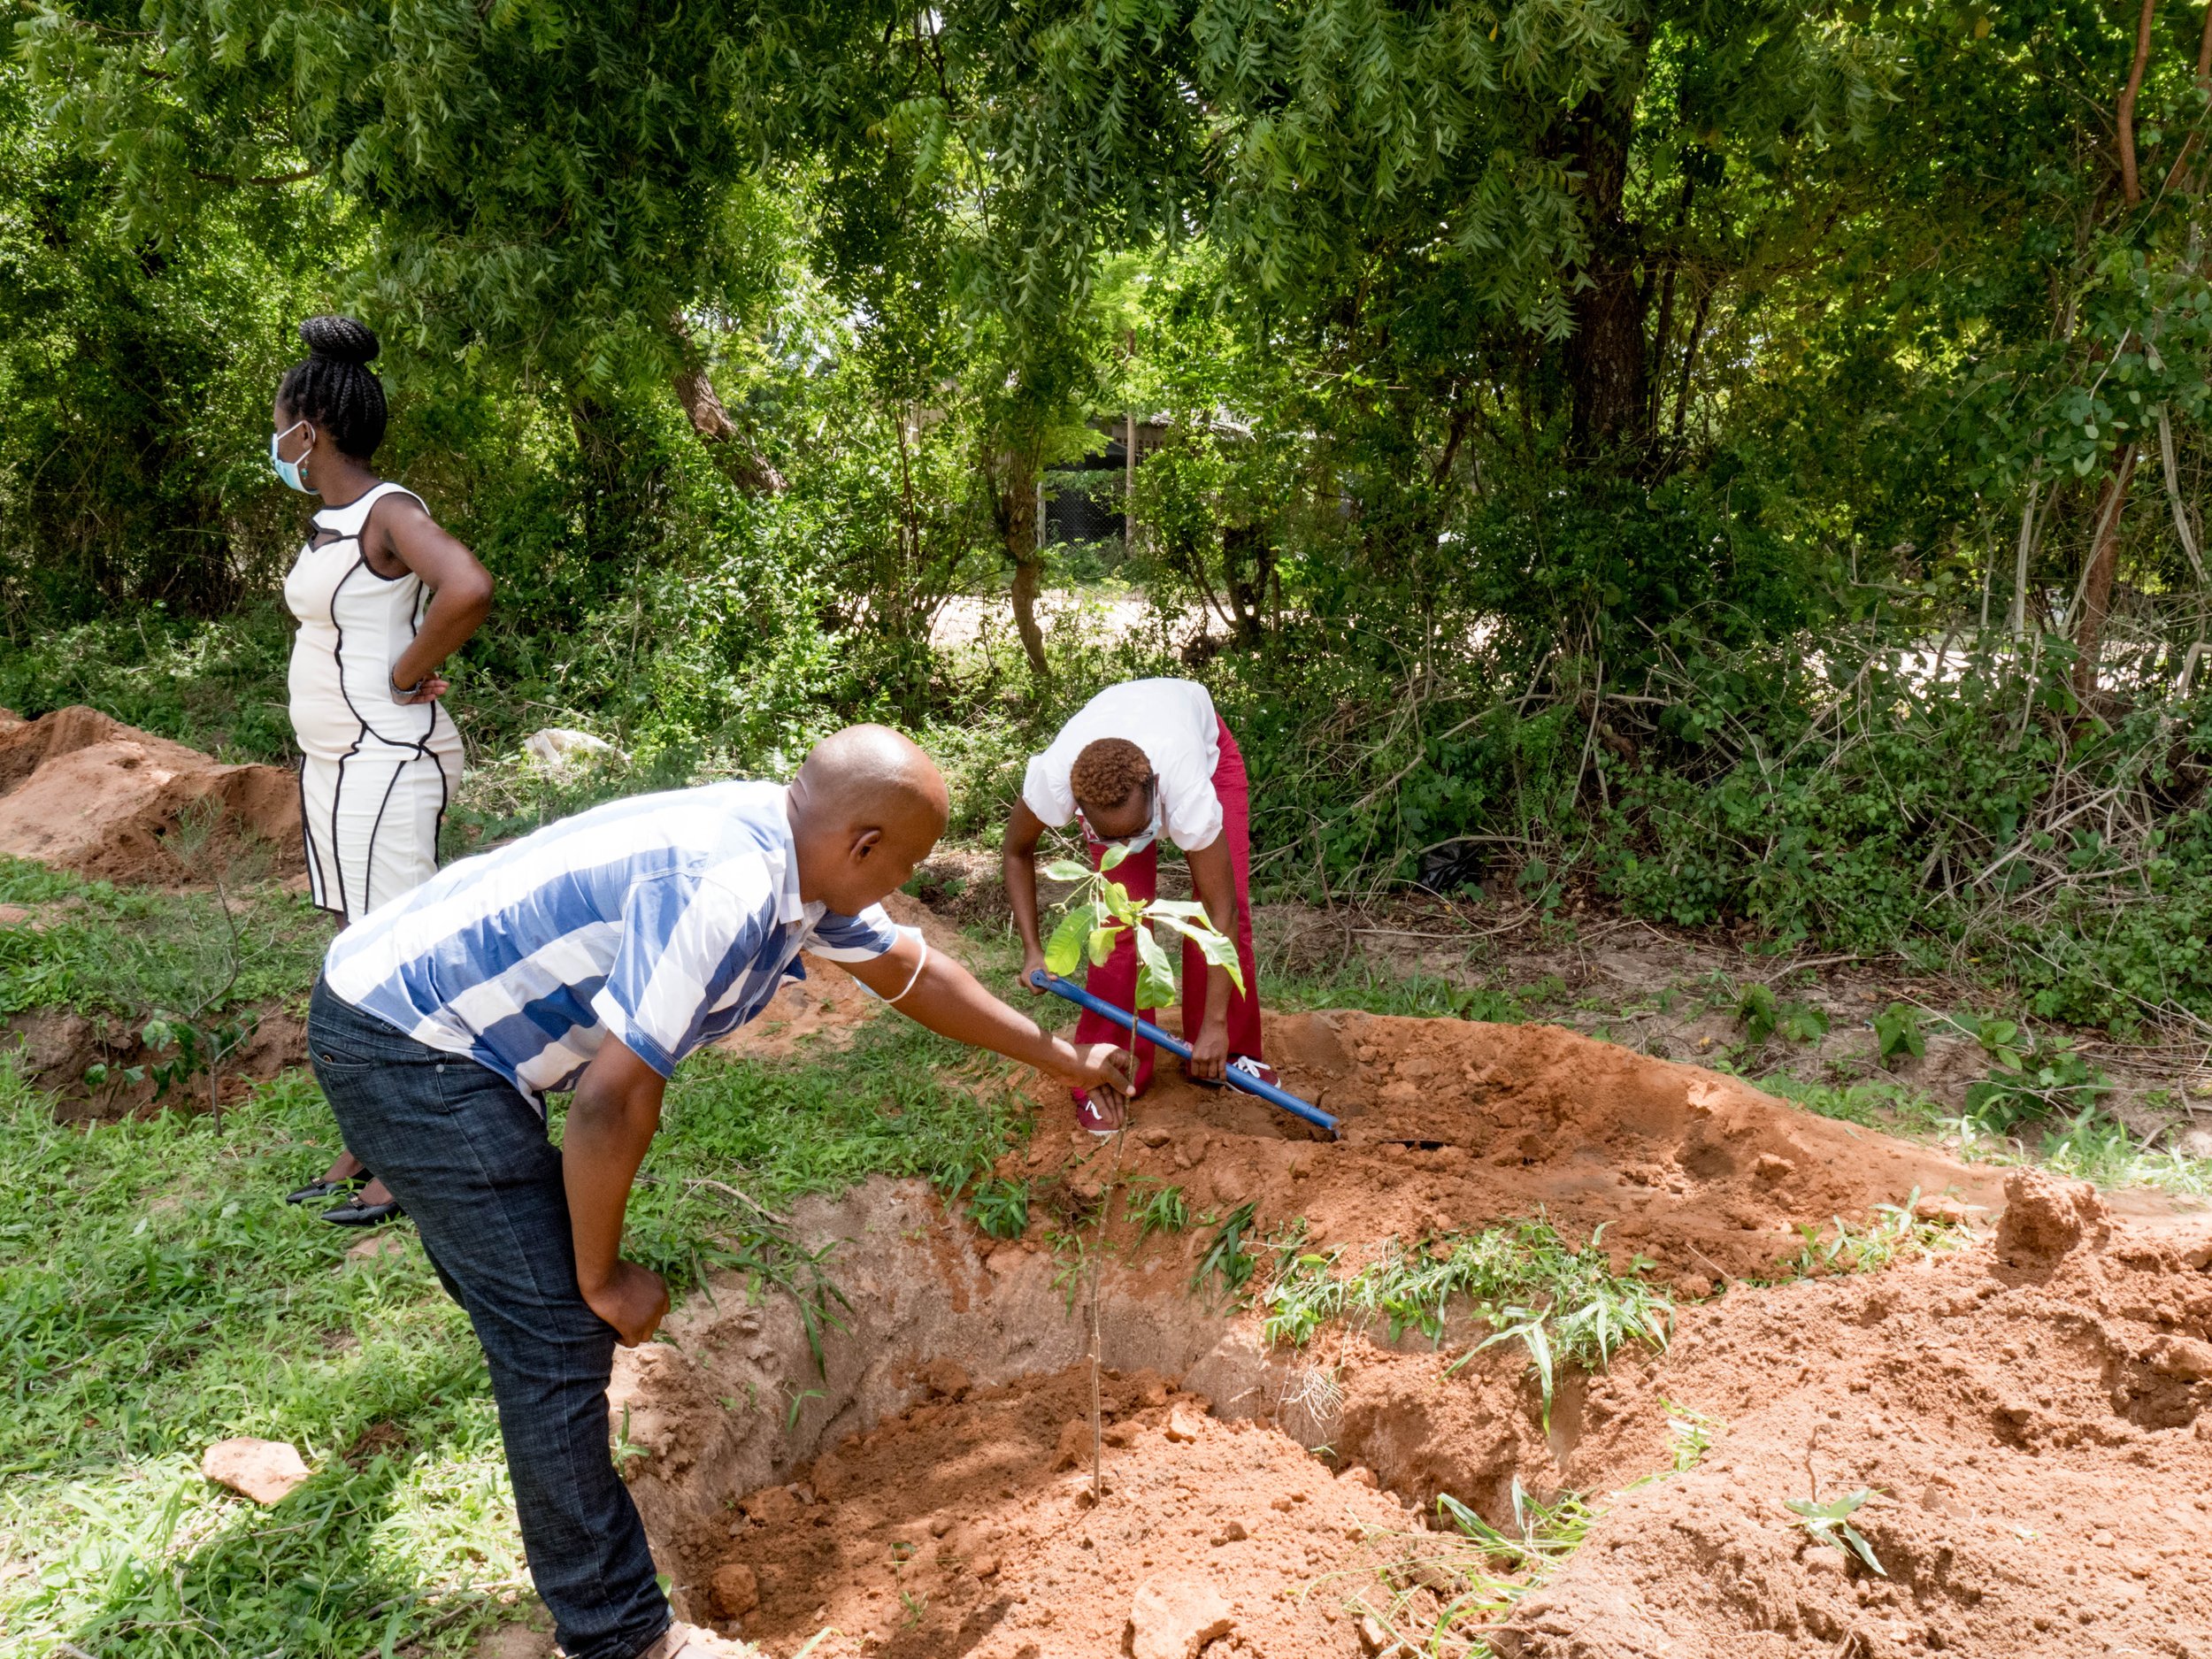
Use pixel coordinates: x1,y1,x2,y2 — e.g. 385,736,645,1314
0,1020,1033,1659
5,866,2208,1657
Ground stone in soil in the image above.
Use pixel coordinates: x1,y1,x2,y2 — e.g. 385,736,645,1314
200,1437,311,1504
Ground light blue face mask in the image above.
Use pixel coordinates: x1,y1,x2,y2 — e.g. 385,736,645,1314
269,419,314,493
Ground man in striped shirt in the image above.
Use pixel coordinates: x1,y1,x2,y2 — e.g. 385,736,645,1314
308,726,1128,1659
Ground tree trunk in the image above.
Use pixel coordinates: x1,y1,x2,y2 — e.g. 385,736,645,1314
991,447,1049,678
1564,89,1653,457
672,361,787,495
2072,444,2139,695
2117,0,2159,206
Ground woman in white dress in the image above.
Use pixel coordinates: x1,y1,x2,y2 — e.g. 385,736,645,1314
272,315,494,1226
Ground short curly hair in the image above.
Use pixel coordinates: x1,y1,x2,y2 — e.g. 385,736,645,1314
1070,738,1153,815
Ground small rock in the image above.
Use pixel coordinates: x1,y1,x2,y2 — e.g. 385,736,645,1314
2147,1336,2212,1381
1270,1496,1295,1512
1127,1577,1236,1659
740,1485,802,1524
1914,1194,1974,1226
972,1553,1001,1578
1212,1519,1248,1544
1754,1154,1795,1183
985,1248,1024,1278
1138,1126,1172,1148
1356,1613,1409,1655
1164,1402,1206,1444
1341,1464,1378,1488
710,1563,760,1618
929,1514,956,1537
1137,1375,1170,1408
201,1437,311,1504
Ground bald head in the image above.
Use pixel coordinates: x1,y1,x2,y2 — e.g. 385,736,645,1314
786,725,949,910
793,724,949,832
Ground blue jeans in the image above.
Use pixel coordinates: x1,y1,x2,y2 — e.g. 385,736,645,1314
308,979,672,1659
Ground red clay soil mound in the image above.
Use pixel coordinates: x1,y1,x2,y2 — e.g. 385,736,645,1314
714,894,962,1061
1023,1010,2003,1282
0,706,301,883
1479,1170,2212,1658
710,1364,1426,1659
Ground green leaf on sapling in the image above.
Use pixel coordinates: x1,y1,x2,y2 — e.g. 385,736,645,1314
1134,921,1179,1009
1043,907,1093,977
1041,859,1093,884
1087,926,1121,967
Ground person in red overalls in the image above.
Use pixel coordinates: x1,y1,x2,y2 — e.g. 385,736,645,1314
1003,678,1275,1133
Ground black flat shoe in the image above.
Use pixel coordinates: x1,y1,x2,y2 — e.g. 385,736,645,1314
286,1176,365,1206
319,1197,404,1227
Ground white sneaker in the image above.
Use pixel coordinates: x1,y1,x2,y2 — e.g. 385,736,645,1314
635,1622,754,1659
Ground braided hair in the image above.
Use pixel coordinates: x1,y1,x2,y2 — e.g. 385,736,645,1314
277,316,388,461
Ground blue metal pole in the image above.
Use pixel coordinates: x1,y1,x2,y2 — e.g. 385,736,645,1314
1029,969,1340,1138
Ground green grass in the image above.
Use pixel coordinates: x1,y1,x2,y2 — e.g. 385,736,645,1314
1263,1219,1671,1425
0,1064,518,1658
1781,1190,1975,1281
1265,964,1540,1023
0,1011,1033,1658
0,856,330,1025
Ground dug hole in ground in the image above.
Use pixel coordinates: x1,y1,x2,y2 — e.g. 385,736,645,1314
10,706,2207,1658
611,917,2212,1659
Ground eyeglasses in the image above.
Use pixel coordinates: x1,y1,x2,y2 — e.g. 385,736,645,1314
1077,776,1159,853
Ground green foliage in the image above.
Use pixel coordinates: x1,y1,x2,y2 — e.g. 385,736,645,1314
1736,984,1830,1047
1190,1201,1261,1304
1041,844,1243,1012
1872,1004,1927,1068
962,1177,1033,1242
0,860,328,1023
1123,1178,1190,1242
1786,1489,1886,1577
1784,1191,1973,1280
1263,1220,1671,1425
1964,1036,2114,1132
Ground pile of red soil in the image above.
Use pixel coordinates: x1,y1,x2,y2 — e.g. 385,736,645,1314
0,706,300,882
1490,1170,2212,1657
1016,1011,2004,1284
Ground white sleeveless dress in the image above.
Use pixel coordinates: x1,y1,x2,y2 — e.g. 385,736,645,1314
283,481,465,923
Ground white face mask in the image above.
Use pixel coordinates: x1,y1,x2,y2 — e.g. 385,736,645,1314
1079,779,1162,856
269,419,314,493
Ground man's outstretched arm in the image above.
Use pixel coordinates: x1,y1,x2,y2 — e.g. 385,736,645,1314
843,933,1132,1093
564,1038,672,1347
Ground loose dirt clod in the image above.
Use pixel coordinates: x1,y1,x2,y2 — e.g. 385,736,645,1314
0,706,301,883
1127,1576,1236,1659
200,1437,311,1504
1993,1166,2111,1264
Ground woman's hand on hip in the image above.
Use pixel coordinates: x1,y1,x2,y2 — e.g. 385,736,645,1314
390,672,449,706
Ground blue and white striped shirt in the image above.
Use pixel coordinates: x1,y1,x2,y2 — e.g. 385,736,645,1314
324,781,902,1103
